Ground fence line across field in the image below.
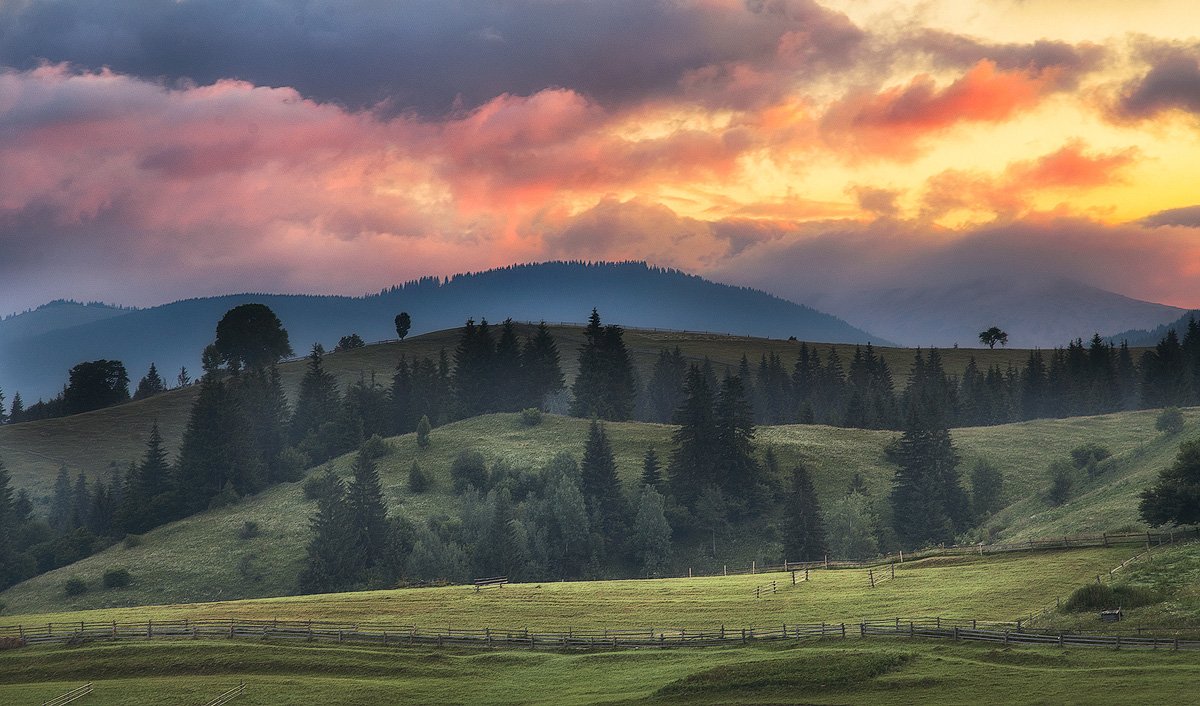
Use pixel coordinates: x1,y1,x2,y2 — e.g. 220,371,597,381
4,616,1200,652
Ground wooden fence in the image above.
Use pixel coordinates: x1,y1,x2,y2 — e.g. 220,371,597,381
42,683,92,706
204,682,246,706
4,616,1198,652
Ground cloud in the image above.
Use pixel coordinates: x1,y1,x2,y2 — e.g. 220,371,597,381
1141,205,1200,227
0,0,863,114
898,29,1106,90
820,60,1053,159
1114,46,1200,119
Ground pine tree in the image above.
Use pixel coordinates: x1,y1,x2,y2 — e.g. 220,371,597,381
493,319,524,412
345,449,390,576
667,365,718,507
8,391,23,424
631,484,672,576
49,466,72,531
970,459,1004,518
70,472,91,530
782,464,827,561
570,310,637,421
119,421,174,532
289,344,343,460
644,347,687,423
522,322,565,409
714,375,759,503
1140,437,1200,526
640,447,662,488
580,420,625,549
299,472,357,593
453,318,495,418
239,366,292,483
888,409,969,548
133,363,168,400
0,460,18,588
390,356,414,434
177,366,191,388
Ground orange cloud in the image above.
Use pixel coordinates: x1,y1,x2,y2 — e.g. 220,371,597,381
821,60,1054,160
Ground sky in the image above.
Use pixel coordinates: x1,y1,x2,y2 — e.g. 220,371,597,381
1,0,1199,315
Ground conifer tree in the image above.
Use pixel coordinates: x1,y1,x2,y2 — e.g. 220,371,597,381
416,414,432,449
299,472,357,593
453,318,495,418
239,366,292,482
714,375,759,502
133,363,168,400
644,347,687,423
579,420,625,548
493,318,524,412
570,310,637,421
782,464,827,561
390,356,414,434
345,449,390,575
49,466,72,531
522,322,565,409
668,365,718,506
1140,437,1200,526
640,447,662,488
70,472,91,530
119,421,174,532
888,409,969,548
290,344,342,458
0,460,17,588
8,391,23,424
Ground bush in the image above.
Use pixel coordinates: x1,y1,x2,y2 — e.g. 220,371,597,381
123,534,143,549
1071,443,1112,478
237,554,265,583
276,447,311,483
416,415,432,449
102,567,132,589
238,521,261,540
208,481,241,510
408,461,429,494
303,471,341,501
1157,407,1185,435
1063,582,1163,612
64,577,88,596
450,450,488,493
360,434,392,459
1047,460,1075,506
520,408,543,426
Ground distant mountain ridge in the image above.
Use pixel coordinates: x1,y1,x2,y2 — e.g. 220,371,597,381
0,261,885,401
805,277,1183,349
0,300,135,341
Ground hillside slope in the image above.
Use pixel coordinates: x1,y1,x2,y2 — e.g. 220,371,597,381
0,262,886,401
0,324,1032,500
3,408,1194,615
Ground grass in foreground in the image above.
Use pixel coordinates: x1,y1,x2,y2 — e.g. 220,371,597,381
4,547,1135,629
1,638,1199,705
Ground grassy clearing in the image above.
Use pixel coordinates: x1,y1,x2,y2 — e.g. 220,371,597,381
5,405,1193,614
3,547,1135,628
1,638,1198,705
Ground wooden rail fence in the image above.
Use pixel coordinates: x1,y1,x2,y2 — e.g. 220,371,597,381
4,616,1198,652
204,682,246,706
42,683,92,706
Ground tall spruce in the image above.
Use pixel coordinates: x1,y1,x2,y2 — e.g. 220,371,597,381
644,347,687,423
49,466,73,531
579,420,625,549
782,464,827,561
119,421,174,532
133,363,168,400
640,447,663,488
493,319,524,411
345,449,390,576
631,484,672,576
453,318,495,418
299,472,357,593
713,375,759,502
290,344,342,458
888,408,969,548
522,322,565,409
667,364,718,507
570,309,637,420
0,460,17,588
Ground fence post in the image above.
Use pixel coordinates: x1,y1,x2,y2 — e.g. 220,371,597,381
752,561,756,574
805,568,809,581
891,563,895,580
841,623,846,638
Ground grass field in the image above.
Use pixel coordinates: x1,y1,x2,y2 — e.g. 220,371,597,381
2,546,1136,628
2,637,1200,705
0,323,1036,498
4,405,1197,614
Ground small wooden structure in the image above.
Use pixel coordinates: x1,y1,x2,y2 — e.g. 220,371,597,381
473,576,508,592
1100,608,1123,622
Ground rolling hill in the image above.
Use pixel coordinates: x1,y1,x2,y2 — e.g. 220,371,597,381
0,262,886,402
2,406,1194,616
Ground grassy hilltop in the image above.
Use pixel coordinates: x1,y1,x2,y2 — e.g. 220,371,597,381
0,324,1033,498
3,407,1196,615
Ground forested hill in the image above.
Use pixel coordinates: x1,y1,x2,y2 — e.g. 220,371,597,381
0,261,884,401
1110,310,1200,347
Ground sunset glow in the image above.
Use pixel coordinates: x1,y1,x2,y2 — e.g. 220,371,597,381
1,0,1199,312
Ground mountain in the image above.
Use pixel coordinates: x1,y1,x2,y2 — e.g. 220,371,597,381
805,277,1183,349
1109,310,1200,347
0,261,885,401
0,300,134,340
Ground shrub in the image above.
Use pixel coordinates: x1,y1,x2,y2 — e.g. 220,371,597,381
408,461,429,494
416,415,432,449
360,434,392,459
303,471,341,501
520,408,543,426
238,521,261,540
450,450,488,493
207,481,241,510
1063,582,1163,612
1071,443,1112,478
102,567,132,589
1047,460,1075,506
64,577,88,596
276,447,311,483
123,534,143,549
1157,407,1185,435
237,554,265,583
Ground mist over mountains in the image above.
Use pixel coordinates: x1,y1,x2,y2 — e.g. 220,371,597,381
0,262,881,402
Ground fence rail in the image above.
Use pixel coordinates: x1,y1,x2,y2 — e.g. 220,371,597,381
3,616,1198,653
42,683,92,706
204,682,246,706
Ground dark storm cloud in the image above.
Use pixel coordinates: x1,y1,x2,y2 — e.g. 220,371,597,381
0,0,863,114
1141,205,1200,227
1115,46,1200,119
897,29,1107,89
